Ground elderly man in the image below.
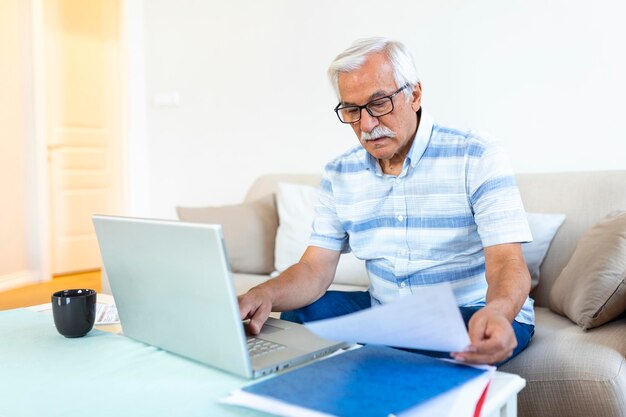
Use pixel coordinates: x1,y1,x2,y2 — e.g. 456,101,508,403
238,37,534,365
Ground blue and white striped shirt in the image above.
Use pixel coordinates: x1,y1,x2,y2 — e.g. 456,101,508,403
309,111,534,325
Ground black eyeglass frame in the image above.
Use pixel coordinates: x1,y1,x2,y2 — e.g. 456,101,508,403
333,83,411,124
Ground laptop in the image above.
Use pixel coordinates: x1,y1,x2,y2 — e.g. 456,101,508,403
92,215,350,378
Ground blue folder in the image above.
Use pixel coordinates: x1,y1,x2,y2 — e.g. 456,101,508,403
242,344,486,417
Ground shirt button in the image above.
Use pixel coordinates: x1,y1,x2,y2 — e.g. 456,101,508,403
397,215,404,221
400,281,407,288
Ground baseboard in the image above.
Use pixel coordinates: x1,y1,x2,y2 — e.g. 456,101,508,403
0,270,39,292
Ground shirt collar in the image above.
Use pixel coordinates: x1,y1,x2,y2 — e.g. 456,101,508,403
364,109,434,174
407,109,433,169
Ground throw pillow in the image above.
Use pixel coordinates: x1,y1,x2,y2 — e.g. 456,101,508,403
522,213,566,290
549,211,626,329
274,182,369,286
176,195,278,274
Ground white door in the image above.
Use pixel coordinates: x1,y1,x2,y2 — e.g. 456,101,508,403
44,0,122,275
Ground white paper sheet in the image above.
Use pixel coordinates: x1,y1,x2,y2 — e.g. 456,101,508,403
402,366,495,417
95,303,119,324
222,390,333,417
305,282,471,352
26,302,119,325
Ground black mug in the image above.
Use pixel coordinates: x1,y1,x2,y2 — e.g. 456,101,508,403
51,289,97,338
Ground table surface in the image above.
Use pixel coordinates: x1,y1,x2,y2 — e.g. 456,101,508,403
5,293,525,417
91,294,526,416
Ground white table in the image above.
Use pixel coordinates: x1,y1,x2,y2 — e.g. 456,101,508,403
32,293,525,417
481,372,525,417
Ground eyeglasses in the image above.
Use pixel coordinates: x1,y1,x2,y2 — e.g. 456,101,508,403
334,83,410,124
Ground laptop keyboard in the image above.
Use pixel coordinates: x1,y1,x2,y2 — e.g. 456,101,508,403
247,337,286,358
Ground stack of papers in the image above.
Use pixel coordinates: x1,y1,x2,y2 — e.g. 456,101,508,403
224,283,495,417
224,345,493,417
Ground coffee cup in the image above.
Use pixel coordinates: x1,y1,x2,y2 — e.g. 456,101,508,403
51,289,97,338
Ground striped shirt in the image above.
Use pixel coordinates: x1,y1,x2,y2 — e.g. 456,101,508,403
309,111,534,325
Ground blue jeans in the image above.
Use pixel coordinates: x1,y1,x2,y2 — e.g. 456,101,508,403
280,290,534,366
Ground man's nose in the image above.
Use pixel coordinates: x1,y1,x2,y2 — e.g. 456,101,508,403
359,108,379,133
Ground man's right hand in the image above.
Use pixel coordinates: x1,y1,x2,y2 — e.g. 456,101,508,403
238,286,273,335
237,246,341,335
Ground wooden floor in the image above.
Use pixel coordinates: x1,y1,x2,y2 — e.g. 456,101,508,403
0,270,102,311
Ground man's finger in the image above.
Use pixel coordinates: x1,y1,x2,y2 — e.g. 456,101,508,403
473,331,510,353
248,304,271,335
467,313,489,345
451,342,500,364
451,347,513,365
238,295,255,320
453,317,517,364
249,317,263,335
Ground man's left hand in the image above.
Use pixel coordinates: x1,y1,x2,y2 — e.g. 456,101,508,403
451,305,517,365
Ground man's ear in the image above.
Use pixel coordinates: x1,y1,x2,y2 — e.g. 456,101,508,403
410,82,422,112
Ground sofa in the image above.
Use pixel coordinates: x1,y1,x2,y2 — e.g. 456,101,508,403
108,170,626,417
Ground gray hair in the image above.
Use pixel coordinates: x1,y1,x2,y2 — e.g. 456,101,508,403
327,37,419,101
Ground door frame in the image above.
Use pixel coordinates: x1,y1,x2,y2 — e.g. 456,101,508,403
28,0,145,283
30,0,51,282
120,0,151,218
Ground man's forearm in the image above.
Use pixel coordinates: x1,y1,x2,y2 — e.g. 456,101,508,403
250,245,340,313
484,244,531,322
254,261,333,312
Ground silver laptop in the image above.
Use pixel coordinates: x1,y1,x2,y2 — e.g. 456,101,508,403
92,215,349,378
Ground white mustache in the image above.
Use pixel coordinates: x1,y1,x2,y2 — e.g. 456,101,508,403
361,125,397,141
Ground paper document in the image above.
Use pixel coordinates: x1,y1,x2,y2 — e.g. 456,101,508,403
305,282,470,352
406,369,493,417
95,303,119,324
26,302,119,325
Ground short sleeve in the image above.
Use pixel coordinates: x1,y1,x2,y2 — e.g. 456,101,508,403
466,137,532,247
308,168,350,253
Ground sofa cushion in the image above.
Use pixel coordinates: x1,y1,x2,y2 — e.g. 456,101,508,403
549,211,626,329
274,182,368,286
523,213,566,290
176,195,278,274
516,171,626,308
500,307,626,417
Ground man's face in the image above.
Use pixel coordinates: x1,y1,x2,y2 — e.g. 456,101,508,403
337,53,422,162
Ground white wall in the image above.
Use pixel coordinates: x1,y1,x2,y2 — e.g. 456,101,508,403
135,0,626,219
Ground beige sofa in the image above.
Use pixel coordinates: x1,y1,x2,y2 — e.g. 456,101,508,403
217,171,626,417
105,170,626,416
